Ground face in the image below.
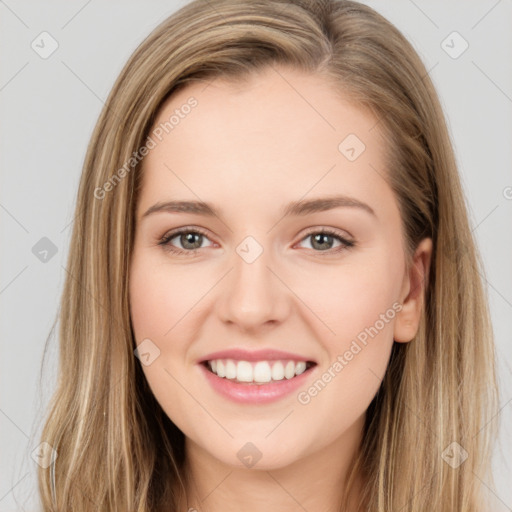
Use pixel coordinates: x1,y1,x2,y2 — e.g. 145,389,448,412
129,65,431,471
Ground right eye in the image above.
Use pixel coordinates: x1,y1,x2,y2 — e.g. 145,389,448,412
158,227,215,256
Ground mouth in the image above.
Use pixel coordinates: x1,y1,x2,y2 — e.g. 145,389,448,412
201,359,317,385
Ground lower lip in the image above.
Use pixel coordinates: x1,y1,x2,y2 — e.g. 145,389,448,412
198,362,316,404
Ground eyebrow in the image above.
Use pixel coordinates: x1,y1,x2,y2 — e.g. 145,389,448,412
141,195,376,220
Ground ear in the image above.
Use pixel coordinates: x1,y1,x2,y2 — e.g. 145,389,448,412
393,237,433,343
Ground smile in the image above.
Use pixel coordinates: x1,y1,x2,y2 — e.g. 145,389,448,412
199,359,318,404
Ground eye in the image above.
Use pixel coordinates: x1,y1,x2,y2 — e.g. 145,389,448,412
296,228,355,254
158,227,215,256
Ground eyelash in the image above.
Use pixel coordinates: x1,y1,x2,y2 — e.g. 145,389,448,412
158,226,355,257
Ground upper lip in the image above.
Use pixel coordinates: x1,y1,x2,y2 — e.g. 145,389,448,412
198,348,317,364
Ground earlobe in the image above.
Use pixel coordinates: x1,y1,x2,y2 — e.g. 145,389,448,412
393,237,433,343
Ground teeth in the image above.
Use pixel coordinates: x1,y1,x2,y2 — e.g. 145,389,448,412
295,361,307,375
254,361,271,383
225,360,237,379
237,361,253,382
284,361,295,379
216,360,225,377
206,359,312,384
271,361,285,380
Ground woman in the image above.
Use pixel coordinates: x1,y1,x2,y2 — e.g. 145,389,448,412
38,0,499,510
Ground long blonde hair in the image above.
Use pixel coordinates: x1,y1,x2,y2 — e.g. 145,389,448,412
37,1,499,510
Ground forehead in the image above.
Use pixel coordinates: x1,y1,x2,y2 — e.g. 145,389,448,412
153,66,379,144
138,66,390,219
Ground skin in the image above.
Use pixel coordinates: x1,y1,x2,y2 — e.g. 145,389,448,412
129,65,432,511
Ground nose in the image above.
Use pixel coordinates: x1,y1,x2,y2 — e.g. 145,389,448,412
216,241,291,332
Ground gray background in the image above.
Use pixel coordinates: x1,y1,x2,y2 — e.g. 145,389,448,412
1,1,511,510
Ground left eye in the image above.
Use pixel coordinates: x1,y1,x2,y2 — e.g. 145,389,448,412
295,230,354,253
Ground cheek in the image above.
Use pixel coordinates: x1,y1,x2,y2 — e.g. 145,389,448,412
128,255,205,422
293,259,401,427
129,255,208,343
129,262,164,343
300,248,404,343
